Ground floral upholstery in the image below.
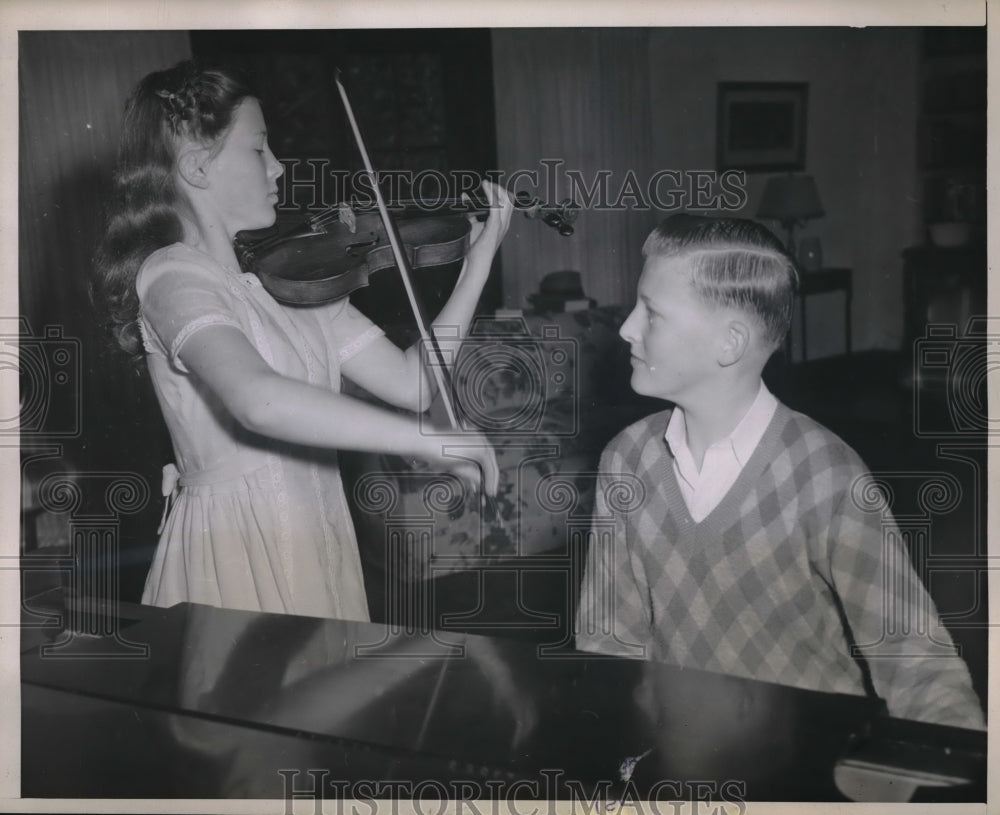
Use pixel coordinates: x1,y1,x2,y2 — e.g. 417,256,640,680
344,305,655,582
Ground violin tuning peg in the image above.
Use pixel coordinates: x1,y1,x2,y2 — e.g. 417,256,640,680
560,199,580,223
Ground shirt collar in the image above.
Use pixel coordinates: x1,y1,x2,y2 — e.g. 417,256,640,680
664,402,690,460
664,382,778,467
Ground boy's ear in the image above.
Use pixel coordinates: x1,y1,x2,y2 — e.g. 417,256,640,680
718,319,750,367
177,146,212,190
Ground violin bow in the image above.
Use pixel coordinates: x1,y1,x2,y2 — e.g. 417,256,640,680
333,69,504,528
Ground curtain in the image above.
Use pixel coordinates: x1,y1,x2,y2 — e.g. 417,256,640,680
491,29,655,310
19,31,191,334
18,32,191,573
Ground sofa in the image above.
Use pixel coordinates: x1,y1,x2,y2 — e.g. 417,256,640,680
341,305,658,642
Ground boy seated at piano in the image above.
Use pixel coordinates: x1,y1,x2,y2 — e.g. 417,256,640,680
575,215,984,730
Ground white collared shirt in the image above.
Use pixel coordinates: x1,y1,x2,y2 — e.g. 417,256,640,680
664,382,779,522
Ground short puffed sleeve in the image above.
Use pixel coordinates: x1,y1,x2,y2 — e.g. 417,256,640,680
136,246,248,373
314,298,386,365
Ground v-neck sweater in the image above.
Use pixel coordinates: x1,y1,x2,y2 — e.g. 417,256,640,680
575,402,984,730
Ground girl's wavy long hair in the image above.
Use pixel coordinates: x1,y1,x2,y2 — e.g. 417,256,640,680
91,60,254,362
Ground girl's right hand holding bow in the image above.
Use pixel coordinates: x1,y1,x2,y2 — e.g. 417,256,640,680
413,430,500,497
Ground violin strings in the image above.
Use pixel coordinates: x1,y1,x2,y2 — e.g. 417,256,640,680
304,196,551,230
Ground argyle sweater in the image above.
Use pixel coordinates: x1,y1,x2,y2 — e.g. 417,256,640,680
575,403,985,730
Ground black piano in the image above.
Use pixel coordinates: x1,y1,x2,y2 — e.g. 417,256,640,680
21,587,986,803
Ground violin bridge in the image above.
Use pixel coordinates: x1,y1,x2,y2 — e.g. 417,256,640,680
337,202,357,234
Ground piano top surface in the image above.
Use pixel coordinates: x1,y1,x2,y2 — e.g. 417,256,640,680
20,589,986,801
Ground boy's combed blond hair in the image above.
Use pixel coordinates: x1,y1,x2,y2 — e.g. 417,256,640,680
642,214,800,349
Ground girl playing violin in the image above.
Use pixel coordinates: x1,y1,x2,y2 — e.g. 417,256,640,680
92,60,510,621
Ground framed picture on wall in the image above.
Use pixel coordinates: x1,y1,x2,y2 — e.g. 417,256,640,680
717,82,808,172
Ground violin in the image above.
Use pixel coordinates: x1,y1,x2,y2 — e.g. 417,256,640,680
267,69,551,522
236,192,578,306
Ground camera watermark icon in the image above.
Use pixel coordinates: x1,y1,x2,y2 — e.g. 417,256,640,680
913,317,1000,438
1,317,81,437
419,317,579,437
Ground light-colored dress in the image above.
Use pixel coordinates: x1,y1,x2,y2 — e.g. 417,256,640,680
137,243,383,621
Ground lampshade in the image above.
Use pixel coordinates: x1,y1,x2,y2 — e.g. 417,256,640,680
757,174,824,223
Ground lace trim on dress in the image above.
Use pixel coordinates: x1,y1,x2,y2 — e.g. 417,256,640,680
169,313,244,364
137,315,157,355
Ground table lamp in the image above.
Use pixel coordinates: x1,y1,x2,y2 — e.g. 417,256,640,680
757,174,824,258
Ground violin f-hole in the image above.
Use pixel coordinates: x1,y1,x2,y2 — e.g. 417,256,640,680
345,234,380,257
